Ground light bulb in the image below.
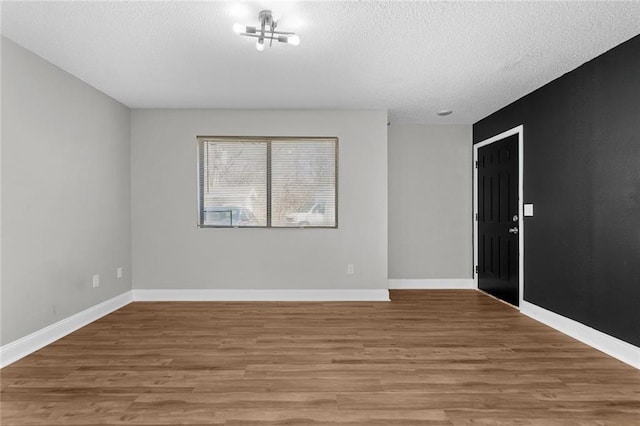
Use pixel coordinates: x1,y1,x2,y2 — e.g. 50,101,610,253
287,35,300,46
256,40,265,51
233,23,245,34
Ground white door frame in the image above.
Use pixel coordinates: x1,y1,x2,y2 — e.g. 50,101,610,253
473,125,524,308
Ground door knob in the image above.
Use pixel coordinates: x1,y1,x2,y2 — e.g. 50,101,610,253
509,227,519,234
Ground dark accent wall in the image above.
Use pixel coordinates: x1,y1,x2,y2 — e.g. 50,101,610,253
473,35,640,347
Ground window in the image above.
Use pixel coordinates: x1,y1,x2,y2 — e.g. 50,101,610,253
198,136,338,228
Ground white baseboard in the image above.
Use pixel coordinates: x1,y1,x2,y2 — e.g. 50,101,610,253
133,288,390,302
6,288,634,371
0,288,386,367
521,300,640,370
0,291,133,368
388,279,475,290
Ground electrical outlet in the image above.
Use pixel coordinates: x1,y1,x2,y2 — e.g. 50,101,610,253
347,264,355,275
92,274,100,288
117,267,123,278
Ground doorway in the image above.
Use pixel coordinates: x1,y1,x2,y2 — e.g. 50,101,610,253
473,126,524,307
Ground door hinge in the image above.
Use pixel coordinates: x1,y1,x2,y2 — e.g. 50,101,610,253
475,160,478,168
475,265,479,274
475,213,478,221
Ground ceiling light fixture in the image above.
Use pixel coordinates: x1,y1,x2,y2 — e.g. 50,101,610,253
233,10,300,51
437,110,453,116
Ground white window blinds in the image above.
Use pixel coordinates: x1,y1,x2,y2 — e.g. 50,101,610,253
271,140,337,227
198,137,338,228
199,139,267,227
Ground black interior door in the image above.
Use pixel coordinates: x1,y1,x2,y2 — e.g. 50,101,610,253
477,134,519,306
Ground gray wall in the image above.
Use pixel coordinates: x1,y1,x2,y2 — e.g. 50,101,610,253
1,38,132,345
131,109,388,290
388,124,473,279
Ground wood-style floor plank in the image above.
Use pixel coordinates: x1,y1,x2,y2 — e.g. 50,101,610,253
1,290,639,425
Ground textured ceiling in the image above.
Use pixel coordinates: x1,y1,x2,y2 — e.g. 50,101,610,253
2,1,640,124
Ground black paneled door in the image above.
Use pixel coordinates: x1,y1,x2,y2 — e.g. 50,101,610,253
477,134,519,306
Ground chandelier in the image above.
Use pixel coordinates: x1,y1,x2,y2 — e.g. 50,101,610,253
233,10,300,51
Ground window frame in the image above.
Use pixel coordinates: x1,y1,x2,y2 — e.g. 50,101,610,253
197,136,339,229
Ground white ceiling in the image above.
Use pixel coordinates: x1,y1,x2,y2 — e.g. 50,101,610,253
2,1,640,124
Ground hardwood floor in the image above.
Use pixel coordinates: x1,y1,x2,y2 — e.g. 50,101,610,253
1,290,639,425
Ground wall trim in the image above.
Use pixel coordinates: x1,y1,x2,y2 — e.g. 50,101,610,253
388,279,475,289
3,288,636,370
521,300,640,370
133,288,390,302
0,291,133,368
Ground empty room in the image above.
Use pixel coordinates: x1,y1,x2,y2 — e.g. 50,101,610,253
1,1,639,425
